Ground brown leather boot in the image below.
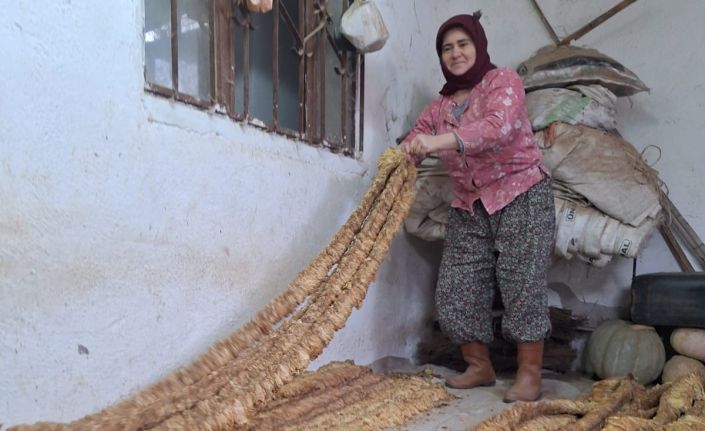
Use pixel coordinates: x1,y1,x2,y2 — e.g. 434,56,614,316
445,341,496,389
503,340,544,403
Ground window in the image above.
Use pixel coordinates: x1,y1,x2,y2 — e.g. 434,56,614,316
144,0,363,156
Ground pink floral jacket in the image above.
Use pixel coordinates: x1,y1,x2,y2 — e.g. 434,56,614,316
406,67,547,215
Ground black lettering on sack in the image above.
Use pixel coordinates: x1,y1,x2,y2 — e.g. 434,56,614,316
620,239,633,256
565,207,576,222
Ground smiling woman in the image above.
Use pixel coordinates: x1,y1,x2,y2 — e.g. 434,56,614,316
399,12,555,404
440,28,477,78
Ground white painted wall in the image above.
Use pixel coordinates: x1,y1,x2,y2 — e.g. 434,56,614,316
0,1,441,425
1,0,703,427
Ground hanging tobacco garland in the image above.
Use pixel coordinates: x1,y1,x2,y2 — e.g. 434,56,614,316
9,149,419,431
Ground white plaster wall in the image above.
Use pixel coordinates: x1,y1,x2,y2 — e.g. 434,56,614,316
1,0,704,427
0,1,441,425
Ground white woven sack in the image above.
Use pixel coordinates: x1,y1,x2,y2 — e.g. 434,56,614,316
554,197,659,263
525,85,617,131
575,252,613,267
554,198,612,266
553,198,572,258
609,216,659,258
341,0,389,53
551,196,589,259
579,209,610,258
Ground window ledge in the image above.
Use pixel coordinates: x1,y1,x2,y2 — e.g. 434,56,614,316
141,92,369,177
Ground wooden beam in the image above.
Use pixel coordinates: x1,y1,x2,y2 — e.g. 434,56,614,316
559,0,639,46
529,0,560,45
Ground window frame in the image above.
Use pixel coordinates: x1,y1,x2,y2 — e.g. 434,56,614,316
144,0,364,156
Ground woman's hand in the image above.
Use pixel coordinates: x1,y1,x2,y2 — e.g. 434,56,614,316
401,134,439,164
401,133,458,164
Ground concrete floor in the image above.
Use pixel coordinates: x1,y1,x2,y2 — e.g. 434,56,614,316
370,356,595,431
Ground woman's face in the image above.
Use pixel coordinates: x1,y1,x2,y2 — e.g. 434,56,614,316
441,28,476,76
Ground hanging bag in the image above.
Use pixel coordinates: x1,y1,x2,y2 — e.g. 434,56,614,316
246,0,272,13
340,0,389,53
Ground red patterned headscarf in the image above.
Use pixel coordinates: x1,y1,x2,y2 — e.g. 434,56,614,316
436,12,496,96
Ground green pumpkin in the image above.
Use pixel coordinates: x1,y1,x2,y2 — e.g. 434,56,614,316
586,319,665,384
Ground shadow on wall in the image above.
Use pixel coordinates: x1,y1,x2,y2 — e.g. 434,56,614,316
548,281,629,328
379,79,437,143
367,232,444,362
406,233,444,267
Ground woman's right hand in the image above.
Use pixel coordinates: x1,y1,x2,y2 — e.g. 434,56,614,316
401,134,439,165
400,140,422,165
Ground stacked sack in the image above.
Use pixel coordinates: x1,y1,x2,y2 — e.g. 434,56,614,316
404,156,454,242
405,45,662,267
520,45,661,266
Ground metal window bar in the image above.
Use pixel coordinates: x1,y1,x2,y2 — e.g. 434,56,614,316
358,53,364,154
318,2,327,147
272,0,280,130
297,1,307,134
214,0,234,114
209,2,216,104
241,5,251,118
171,0,178,94
339,0,348,152
304,0,316,141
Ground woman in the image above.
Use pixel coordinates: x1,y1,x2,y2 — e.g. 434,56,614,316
401,13,555,403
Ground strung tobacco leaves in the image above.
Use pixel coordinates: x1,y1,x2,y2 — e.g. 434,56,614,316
248,361,452,431
10,149,425,431
473,371,705,431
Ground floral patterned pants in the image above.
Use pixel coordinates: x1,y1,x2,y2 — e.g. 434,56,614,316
436,177,555,344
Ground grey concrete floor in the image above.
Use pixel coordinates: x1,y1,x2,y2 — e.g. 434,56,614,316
370,356,595,431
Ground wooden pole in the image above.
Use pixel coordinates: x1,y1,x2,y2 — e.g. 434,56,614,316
558,0,639,46
529,0,560,45
659,224,695,272
662,193,705,268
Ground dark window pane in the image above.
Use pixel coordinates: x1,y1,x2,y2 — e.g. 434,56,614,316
278,0,300,131
233,13,246,114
